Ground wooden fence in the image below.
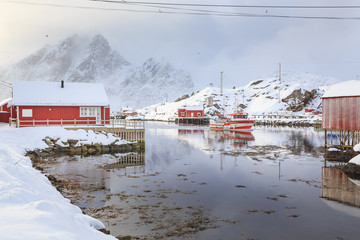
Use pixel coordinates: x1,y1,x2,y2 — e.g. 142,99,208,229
9,118,144,129
9,118,145,142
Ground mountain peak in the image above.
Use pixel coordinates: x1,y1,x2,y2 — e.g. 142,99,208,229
0,34,194,110
88,34,111,59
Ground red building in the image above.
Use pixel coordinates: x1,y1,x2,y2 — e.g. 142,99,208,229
322,81,360,131
178,106,204,118
0,98,11,123
11,81,110,127
322,80,360,147
177,106,208,124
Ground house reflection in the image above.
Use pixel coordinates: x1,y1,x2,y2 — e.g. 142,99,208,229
103,153,145,176
178,129,204,135
321,167,360,208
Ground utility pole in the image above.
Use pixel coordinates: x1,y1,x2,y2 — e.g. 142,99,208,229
220,71,224,115
220,71,223,96
278,63,281,103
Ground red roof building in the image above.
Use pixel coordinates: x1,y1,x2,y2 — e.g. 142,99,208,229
322,81,360,131
11,81,110,127
322,80,360,148
0,98,11,123
178,106,204,118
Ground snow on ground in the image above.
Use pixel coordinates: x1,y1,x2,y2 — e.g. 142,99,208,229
349,155,360,166
353,143,360,152
0,124,120,240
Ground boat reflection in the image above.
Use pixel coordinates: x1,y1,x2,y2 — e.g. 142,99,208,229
209,130,255,149
321,167,360,213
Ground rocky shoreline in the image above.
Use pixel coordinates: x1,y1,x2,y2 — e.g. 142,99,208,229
25,136,145,239
26,136,145,159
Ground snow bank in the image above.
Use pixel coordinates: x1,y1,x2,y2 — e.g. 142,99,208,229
349,155,360,166
0,125,118,240
354,143,360,152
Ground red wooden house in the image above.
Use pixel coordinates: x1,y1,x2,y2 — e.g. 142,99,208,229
177,106,208,124
0,98,11,123
178,106,204,118
11,81,110,127
322,80,360,147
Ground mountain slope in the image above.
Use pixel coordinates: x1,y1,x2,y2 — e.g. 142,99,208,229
138,72,341,120
0,34,193,110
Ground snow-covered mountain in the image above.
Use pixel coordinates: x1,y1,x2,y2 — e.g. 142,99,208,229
138,72,342,120
0,34,194,110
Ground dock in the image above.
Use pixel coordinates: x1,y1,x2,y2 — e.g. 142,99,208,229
175,117,209,125
66,120,145,142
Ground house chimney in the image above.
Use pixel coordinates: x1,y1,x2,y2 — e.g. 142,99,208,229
61,80,64,88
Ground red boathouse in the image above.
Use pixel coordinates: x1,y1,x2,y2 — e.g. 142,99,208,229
322,80,360,148
178,106,204,118
11,81,110,127
176,106,209,124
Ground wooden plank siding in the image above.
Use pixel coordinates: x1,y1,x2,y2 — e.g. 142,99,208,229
322,96,360,131
17,106,110,127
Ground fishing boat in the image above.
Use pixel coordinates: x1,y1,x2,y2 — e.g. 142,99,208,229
210,112,255,131
209,72,255,131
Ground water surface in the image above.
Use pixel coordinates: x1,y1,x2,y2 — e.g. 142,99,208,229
40,123,360,239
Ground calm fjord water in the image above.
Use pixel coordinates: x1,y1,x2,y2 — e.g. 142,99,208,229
44,122,360,239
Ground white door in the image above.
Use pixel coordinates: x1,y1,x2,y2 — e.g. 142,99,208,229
191,113,194,117
96,107,101,124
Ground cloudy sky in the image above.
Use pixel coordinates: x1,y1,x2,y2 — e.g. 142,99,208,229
1,0,360,90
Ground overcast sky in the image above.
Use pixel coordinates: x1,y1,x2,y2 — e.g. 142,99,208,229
1,0,360,90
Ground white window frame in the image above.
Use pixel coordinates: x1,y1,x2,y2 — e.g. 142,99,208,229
22,109,33,117
197,112,201,117
80,107,97,117
181,112,185,116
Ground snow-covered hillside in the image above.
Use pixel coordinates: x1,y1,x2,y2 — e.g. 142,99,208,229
138,72,341,121
0,34,193,110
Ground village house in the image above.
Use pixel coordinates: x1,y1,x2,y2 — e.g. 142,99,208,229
119,107,138,118
0,98,11,123
176,106,208,124
10,81,110,127
322,80,360,148
178,106,204,118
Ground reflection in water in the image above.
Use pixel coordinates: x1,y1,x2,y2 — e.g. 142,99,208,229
103,153,145,174
322,167,360,208
39,124,360,239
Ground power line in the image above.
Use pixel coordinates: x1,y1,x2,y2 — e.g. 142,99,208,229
93,0,360,9
1,0,360,20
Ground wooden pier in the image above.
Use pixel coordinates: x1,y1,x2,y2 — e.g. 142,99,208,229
175,117,209,125
66,119,145,142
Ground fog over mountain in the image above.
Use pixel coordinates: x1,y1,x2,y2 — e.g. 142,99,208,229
0,34,194,110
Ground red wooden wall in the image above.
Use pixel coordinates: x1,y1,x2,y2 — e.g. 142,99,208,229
322,96,360,131
0,112,10,123
178,109,204,118
17,106,110,126
185,110,204,117
178,109,186,117
0,102,10,112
